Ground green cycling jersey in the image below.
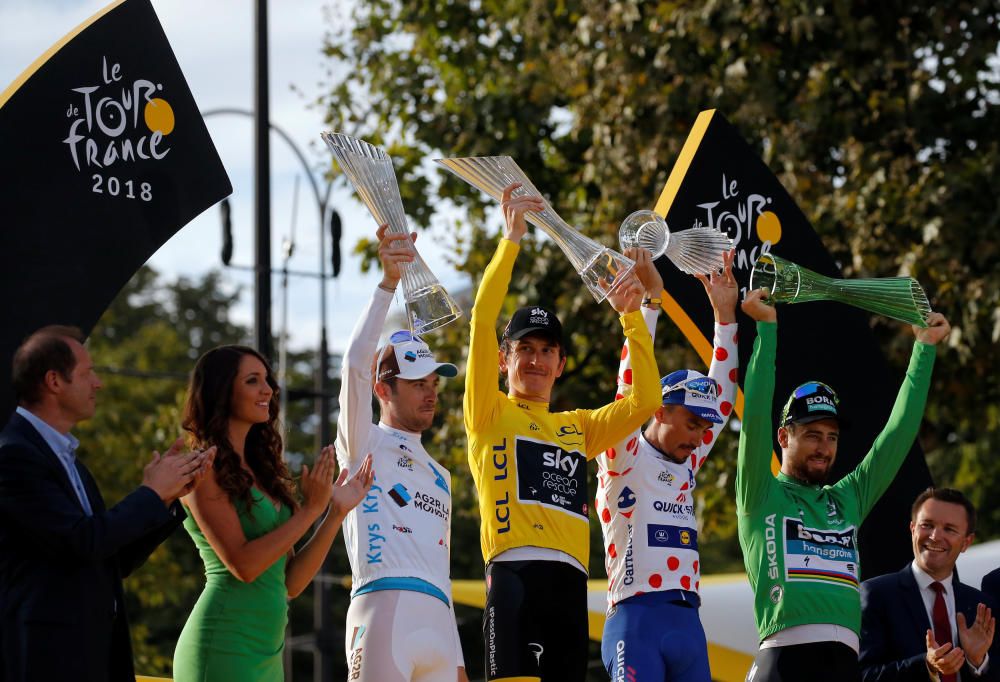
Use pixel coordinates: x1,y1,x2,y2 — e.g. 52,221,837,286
736,321,936,642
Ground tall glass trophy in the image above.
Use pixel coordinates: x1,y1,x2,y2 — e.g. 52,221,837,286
750,253,932,327
322,133,462,334
618,209,733,274
435,156,634,303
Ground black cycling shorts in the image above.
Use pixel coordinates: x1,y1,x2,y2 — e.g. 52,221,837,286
747,641,860,682
483,559,588,682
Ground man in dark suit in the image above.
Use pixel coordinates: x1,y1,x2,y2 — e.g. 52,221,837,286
0,325,214,682
983,569,1000,608
860,487,998,681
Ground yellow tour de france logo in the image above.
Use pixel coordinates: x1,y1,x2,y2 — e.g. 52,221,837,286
143,97,175,135
756,210,782,245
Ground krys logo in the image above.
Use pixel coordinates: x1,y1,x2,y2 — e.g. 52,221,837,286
63,56,174,203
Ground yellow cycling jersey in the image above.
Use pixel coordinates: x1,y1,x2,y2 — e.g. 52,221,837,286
464,239,660,570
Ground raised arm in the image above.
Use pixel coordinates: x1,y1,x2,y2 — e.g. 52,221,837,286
335,224,410,470
597,249,661,473
582,260,660,457
464,184,545,432
736,289,778,512
843,313,948,519
694,249,739,471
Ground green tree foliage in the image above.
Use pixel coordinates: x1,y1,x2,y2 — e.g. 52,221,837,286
320,0,1000,587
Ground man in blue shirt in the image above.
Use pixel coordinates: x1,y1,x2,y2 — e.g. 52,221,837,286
0,325,214,682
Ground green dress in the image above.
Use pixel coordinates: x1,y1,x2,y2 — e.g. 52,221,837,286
173,488,292,681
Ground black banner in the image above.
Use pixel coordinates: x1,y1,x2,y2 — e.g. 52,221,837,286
653,110,931,578
0,0,232,422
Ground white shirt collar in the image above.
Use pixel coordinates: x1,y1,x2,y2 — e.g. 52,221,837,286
911,560,953,593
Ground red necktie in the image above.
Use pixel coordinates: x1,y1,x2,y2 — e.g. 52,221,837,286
931,581,957,682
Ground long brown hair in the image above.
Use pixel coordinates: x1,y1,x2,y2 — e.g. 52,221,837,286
182,345,297,511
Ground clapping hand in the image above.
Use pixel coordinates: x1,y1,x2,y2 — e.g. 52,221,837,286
958,602,995,668
330,453,375,520
926,629,967,677
144,438,216,504
300,446,336,515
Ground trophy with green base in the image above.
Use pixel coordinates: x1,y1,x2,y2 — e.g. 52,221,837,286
750,253,932,327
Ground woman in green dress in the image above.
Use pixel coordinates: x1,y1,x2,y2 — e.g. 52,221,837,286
173,345,373,681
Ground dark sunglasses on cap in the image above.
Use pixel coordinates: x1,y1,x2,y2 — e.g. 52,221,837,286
791,381,839,403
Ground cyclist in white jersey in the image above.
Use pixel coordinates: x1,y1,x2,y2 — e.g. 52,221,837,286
337,224,467,682
598,249,738,682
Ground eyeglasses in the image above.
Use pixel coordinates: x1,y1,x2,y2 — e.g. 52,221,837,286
790,381,839,404
375,330,423,381
661,376,720,398
388,330,422,345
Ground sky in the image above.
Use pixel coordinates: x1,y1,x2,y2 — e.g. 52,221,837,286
0,0,469,356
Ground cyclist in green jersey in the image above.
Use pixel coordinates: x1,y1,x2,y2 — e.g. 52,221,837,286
738,288,950,682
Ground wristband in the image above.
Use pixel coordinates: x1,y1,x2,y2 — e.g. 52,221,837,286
642,296,662,308
377,283,397,293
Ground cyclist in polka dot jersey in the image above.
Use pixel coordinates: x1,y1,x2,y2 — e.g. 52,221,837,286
598,249,738,682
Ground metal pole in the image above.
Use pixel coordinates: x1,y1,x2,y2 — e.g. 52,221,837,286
254,0,273,363
313,201,334,682
278,175,299,433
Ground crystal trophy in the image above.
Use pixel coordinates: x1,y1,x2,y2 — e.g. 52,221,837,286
618,209,734,274
750,253,931,327
322,132,462,334
435,155,634,303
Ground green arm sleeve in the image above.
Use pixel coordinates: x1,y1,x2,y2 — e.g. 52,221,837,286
737,321,778,513
842,340,937,520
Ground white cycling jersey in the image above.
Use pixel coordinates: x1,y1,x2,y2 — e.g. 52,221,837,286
596,307,738,608
335,287,453,601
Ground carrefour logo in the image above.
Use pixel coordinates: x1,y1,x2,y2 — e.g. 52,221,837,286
617,487,636,509
617,487,636,519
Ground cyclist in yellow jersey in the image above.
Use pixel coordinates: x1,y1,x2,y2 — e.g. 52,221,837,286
465,183,661,682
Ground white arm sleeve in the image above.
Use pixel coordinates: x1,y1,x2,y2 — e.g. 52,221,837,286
691,321,739,474
335,286,394,471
